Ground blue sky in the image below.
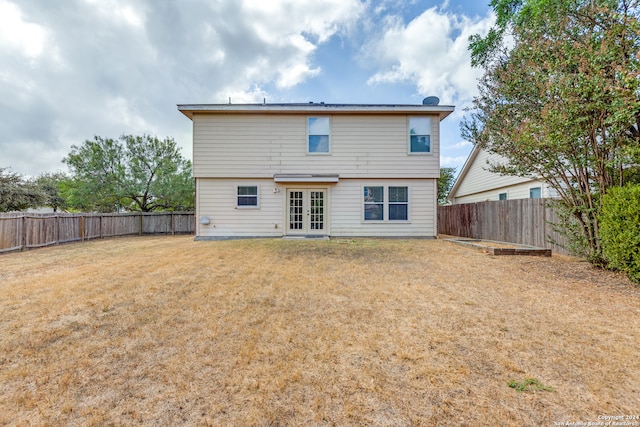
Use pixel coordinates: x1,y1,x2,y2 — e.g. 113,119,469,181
0,0,493,177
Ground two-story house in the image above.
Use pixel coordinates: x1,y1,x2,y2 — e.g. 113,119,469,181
178,102,454,239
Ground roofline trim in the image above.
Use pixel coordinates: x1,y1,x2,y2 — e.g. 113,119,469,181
177,103,455,121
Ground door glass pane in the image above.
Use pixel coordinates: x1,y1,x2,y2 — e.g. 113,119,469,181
310,191,324,230
289,191,303,230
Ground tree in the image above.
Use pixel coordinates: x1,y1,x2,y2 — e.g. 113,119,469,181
0,167,45,212
438,167,456,205
63,135,194,212
463,0,640,262
34,171,69,212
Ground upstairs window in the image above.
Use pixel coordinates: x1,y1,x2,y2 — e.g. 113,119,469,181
237,185,258,207
308,117,330,153
499,192,507,201
409,117,431,153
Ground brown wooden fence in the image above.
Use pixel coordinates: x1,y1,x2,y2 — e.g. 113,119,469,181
0,212,194,254
438,199,571,255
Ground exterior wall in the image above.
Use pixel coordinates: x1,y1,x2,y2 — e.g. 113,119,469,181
330,178,436,238
196,178,437,238
196,178,283,238
192,113,440,179
451,179,550,204
453,149,531,198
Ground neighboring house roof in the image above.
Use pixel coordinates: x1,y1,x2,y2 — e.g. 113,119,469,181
447,145,542,202
178,102,455,121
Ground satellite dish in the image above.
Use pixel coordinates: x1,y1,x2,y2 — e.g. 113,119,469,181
422,96,440,106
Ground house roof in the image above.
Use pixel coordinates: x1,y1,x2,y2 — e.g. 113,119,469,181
177,102,455,121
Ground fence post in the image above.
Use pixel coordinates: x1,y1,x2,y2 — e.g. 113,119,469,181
21,214,26,251
55,214,59,246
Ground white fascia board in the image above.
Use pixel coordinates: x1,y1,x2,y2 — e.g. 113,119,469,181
177,103,455,121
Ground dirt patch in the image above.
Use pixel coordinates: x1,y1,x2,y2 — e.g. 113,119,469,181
0,236,638,426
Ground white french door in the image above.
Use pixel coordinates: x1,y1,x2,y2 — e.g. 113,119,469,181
287,189,327,235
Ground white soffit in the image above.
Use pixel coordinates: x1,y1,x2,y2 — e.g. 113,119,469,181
273,174,339,183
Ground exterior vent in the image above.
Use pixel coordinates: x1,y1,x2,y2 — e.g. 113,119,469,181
422,96,440,106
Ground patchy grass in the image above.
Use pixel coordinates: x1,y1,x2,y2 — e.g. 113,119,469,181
0,236,639,426
507,378,555,393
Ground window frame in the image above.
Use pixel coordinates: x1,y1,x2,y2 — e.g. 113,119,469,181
408,116,432,154
236,185,260,209
499,192,508,201
529,187,542,199
307,116,331,154
363,186,384,221
362,185,410,222
388,186,409,221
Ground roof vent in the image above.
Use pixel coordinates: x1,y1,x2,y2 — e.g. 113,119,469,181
422,96,439,106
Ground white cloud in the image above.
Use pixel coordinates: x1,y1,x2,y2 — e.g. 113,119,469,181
365,6,494,106
217,0,364,96
450,140,472,149
0,0,47,58
440,155,470,168
241,0,363,44
82,0,146,29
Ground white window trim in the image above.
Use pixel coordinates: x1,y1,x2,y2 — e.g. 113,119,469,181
388,186,410,221
236,184,260,209
407,116,433,155
307,116,331,155
362,185,411,223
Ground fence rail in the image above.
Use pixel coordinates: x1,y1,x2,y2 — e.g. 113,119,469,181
0,212,194,254
438,199,571,255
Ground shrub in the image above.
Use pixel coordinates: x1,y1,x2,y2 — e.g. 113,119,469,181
599,185,640,284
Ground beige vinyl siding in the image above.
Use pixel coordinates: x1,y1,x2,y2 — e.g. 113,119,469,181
196,178,437,238
330,179,436,238
454,149,532,198
453,179,550,204
193,114,440,179
196,178,283,238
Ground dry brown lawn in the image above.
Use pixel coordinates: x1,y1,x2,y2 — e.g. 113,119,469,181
0,236,639,426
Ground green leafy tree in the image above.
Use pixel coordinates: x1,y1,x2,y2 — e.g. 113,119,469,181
463,0,640,262
0,167,45,212
34,171,69,212
63,135,194,212
438,167,456,205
